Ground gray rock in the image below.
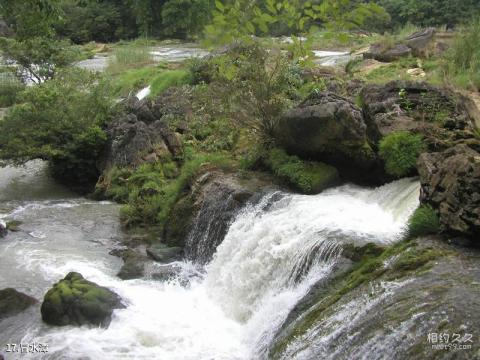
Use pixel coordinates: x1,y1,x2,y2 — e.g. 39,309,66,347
146,244,183,263
117,249,147,280
273,91,379,183
405,27,436,57
364,43,412,62
417,144,480,239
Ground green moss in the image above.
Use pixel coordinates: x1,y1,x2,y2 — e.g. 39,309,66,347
149,70,192,97
111,65,167,96
407,205,440,238
265,148,339,194
271,238,445,357
379,131,426,177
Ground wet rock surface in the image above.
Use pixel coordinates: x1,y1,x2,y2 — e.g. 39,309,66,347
0,288,37,320
41,272,124,327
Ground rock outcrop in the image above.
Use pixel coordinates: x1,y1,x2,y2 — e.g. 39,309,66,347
364,43,412,63
273,91,380,183
0,221,6,238
417,144,480,239
360,81,476,148
41,272,124,327
164,170,276,263
0,288,37,320
0,19,13,38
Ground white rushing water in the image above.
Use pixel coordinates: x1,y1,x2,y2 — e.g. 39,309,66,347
0,162,420,359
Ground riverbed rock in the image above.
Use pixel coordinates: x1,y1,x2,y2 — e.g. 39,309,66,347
0,288,37,320
360,81,477,149
405,27,436,57
164,169,276,263
116,249,148,280
364,43,412,63
417,144,480,239
41,272,124,327
0,222,6,238
146,244,183,263
273,91,380,183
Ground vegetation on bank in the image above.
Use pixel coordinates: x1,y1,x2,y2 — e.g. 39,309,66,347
379,131,425,177
407,205,441,238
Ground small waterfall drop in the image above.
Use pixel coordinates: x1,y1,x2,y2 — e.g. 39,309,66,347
0,160,420,360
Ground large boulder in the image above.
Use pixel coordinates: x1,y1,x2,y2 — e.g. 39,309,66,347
0,19,13,38
417,144,480,239
364,43,412,63
41,272,124,327
405,28,436,57
164,169,276,263
273,91,379,183
360,81,477,149
364,28,436,62
0,288,37,320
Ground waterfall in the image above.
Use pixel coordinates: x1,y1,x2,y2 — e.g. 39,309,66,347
0,161,421,359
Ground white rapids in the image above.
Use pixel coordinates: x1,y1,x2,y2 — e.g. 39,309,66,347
0,161,420,360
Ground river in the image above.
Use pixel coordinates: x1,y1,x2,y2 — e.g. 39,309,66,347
0,161,420,359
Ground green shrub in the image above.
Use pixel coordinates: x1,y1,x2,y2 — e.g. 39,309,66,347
0,72,24,107
379,131,426,177
266,148,339,194
407,205,440,238
0,69,115,192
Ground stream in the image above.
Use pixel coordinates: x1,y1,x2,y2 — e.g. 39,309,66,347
0,161,420,359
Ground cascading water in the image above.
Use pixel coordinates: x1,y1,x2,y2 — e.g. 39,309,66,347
0,162,420,360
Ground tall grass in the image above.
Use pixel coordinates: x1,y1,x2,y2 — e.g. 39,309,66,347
107,42,154,74
443,19,480,90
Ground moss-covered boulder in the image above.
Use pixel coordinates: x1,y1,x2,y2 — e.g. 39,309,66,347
41,272,124,327
273,91,380,184
0,288,37,320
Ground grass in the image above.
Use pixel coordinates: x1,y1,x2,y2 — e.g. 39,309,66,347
379,131,426,178
107,42,154,74
442,19,480,90
265,148,339,194
111,66,191,98
98,153,235,228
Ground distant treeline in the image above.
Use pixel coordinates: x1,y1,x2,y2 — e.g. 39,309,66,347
3,0,480,43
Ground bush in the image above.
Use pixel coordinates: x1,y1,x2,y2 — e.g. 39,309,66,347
0,69,115,192
101,153,234,228
266,148,339,194
379,131,426,177
407,205,440,238
0,71,24,107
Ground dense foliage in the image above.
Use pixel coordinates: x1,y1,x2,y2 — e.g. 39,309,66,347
378,0,480,29
0,69,116,191
379,131,425,178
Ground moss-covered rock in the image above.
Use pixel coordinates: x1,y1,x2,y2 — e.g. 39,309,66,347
273,91,381,184
265,148,339,194
146,244,183,263
0,288,37,320
41,272,124,327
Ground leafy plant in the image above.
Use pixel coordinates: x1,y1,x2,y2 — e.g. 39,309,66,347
407,205,440,238
379,131,426,177
0,69,116,192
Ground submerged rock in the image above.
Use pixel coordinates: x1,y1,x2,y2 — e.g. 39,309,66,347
116,249,148,280
41,272,124,327
0,288,37,320
418,144,480,239
146,244,183,263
